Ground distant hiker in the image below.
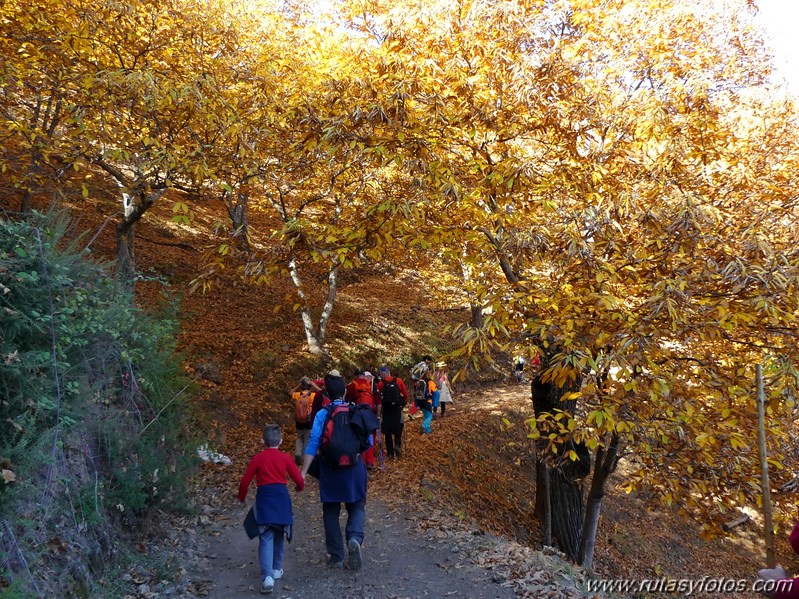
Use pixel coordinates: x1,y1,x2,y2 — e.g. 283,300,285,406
363,370,380,413
346,370,379,469
514,356,526,383
292,377,321,465
410,355,433,382
415,370,435,434
347,370,377,411
433,362,454,417
376,366,408,458
531,353,541,374
311,370,346,422
238,424,305,594
300,383,379,571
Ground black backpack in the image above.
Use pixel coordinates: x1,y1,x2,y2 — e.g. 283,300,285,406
319,403,378,468
381,378,403,409
414,379,429,403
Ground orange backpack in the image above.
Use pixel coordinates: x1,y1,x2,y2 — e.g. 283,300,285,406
351,378,373,408
295,390,313,424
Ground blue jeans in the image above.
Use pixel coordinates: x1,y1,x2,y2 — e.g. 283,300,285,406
421,406,433,433
258,525,286,579
432,390,440,410
322,500,365,563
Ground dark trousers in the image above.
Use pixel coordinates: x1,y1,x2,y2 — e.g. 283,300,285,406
384,424,403,457
322,500,365,563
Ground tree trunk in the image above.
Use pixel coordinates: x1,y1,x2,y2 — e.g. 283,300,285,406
578,434,620,569
469,303,484,329
228,194,250,252
303,326,327,358
550,462,584,560
757,364,776,568
20,189,33,214
20,156,44,214
288,256,337,358
116,223,135,288
459,251,484,329
537,461,552,546
532,368,585,561
535,458,547,521
113,188,166,288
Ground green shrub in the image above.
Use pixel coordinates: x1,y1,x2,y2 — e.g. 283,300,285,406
0,211,197,595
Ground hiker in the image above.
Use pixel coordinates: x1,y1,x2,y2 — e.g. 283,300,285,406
410,355,433,382
292,377,320,464
300,375,378,571
757,521,799,598
376,366,408,458
363,371,380,411
311,370,346,422
238,424,305,595
415,370,435,434
433,362,454,417
346,370,379,469
531,353,541,372
514,356,526,383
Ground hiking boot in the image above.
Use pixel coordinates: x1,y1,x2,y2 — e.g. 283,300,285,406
327,556,344,569
272,569,283,580
347,538,362,571
260,575,274,594
395,449,401,458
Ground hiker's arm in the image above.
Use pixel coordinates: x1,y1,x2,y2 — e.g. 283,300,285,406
397,379,408,402
237,457,258,502
287,456,305,491
300,410,325,477
300,453,315,478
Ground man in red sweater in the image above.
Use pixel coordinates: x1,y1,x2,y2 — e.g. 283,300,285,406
238,424,304,594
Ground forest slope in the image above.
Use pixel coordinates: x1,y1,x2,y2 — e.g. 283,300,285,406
4,191,797,599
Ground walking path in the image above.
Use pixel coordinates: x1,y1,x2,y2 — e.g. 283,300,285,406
201,477,516,599
166,384,600,599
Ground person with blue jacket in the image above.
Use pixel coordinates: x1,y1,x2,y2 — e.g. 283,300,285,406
300,370,375,571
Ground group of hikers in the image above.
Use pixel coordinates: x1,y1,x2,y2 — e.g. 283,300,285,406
237,352,799,598
291,356,453,465
238,357,454,594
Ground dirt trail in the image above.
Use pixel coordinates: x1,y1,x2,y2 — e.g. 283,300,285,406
158,385,609,599
197,388,525,599
199,479,516,599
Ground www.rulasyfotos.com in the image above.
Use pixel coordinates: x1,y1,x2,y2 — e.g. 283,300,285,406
586,576,792,595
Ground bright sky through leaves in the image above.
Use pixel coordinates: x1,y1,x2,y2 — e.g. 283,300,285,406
754,0,799,93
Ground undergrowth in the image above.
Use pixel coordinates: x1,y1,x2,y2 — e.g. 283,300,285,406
0,211,198,597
